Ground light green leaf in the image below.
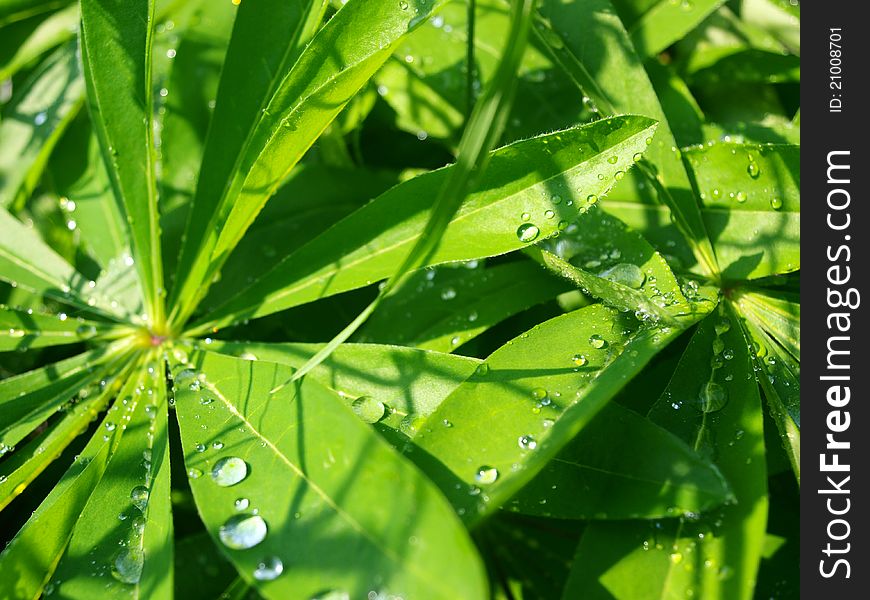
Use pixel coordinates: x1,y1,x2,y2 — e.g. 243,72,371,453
534,0,718,276
0,304,121,351
170,349,488,599
564,304,768,600
47,114,127,269
189,116,658,333
0,366,149,599
733,289,798,360
0,343,127,452
0,206,124,317
0,2,77,81
528,207,690,325
359,261,571,352
629,0,726,58
192,340,480,434
80,0,164,324
169,0,403,326
202,165,397,311
508,403,732,519
684,142,799,280
52,354,172,599
0,41,84,210
404,296,715,526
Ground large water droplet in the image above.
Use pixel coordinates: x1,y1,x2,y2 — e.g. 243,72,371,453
698,382,728,413
516,223,540,243
351,396,386,424
518,435,538,450
572,354,588,367
589,334,607,349
475,466,499,484
253,556,284,581
770,197,783,210
599,263,645,289
211,457,248,486
130,486,149,512
219,514,267,549
747,161,760,178
111,547,143,584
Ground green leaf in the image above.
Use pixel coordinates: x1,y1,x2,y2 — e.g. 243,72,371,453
0,343,126,453
0,366,119,511
508,403,732,519
80,0,164,325
0,41,84,210
158,0,236,286
47,114,127,270
403,295,714,526
0,206,124,317
202,165,397,311
563,304,768,600
0,366,149,599
629,0,726,58
527,207,690,325
174,533,236,599
0,304,121,351
0,2,77,81
170,349,489,599
189,116,658,333
0,0,69,26
51,354,173,599
359,261,572,352
534,0,718,276
733,289,798,360
742,0,799,54
739,315,799,482
170,0,412,326
684,142,799,280
193,340,480,435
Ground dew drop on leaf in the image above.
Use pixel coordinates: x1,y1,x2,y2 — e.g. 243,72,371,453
219,514,267,549
598,263,645,289
589,334,607,349
572,354,588,366
516,223,540,243
607,155,618,164
698,382,728,413
234,497,250,511
351,396,386,423
130,485,149,512
770,197,783,210
714,318,731,335
518,435,537,450
475,466,499,484
211,457,248,486
531,387,548,400
747,161,760,178
253,556,284,581
187,468,202,479
111,547,143,584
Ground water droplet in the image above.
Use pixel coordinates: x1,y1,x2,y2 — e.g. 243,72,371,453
544,209,555,219
475,363,490,377
607,156,618,165
211,457,248,487
516,223,540,243
130,486,149,511
351,396,386,424
614,170,625,180
670,551,683,564
747,162,760,178
234,497,250,511
440,287,457,300
399,0,408,9
572,354,588,366
770,197,783,210
111,547,143,584
735,191,747,203
475,466,499,484
589,334,607,349
195,443,207,453
551,194,562,204
586,194,598,205
714,318,731,335
531,388,548,400
599,263,645,289
698,382,728,413
219,514,267,549
187,468,202,479
633,152,644,162
253,556,284,581
518,435,537,450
